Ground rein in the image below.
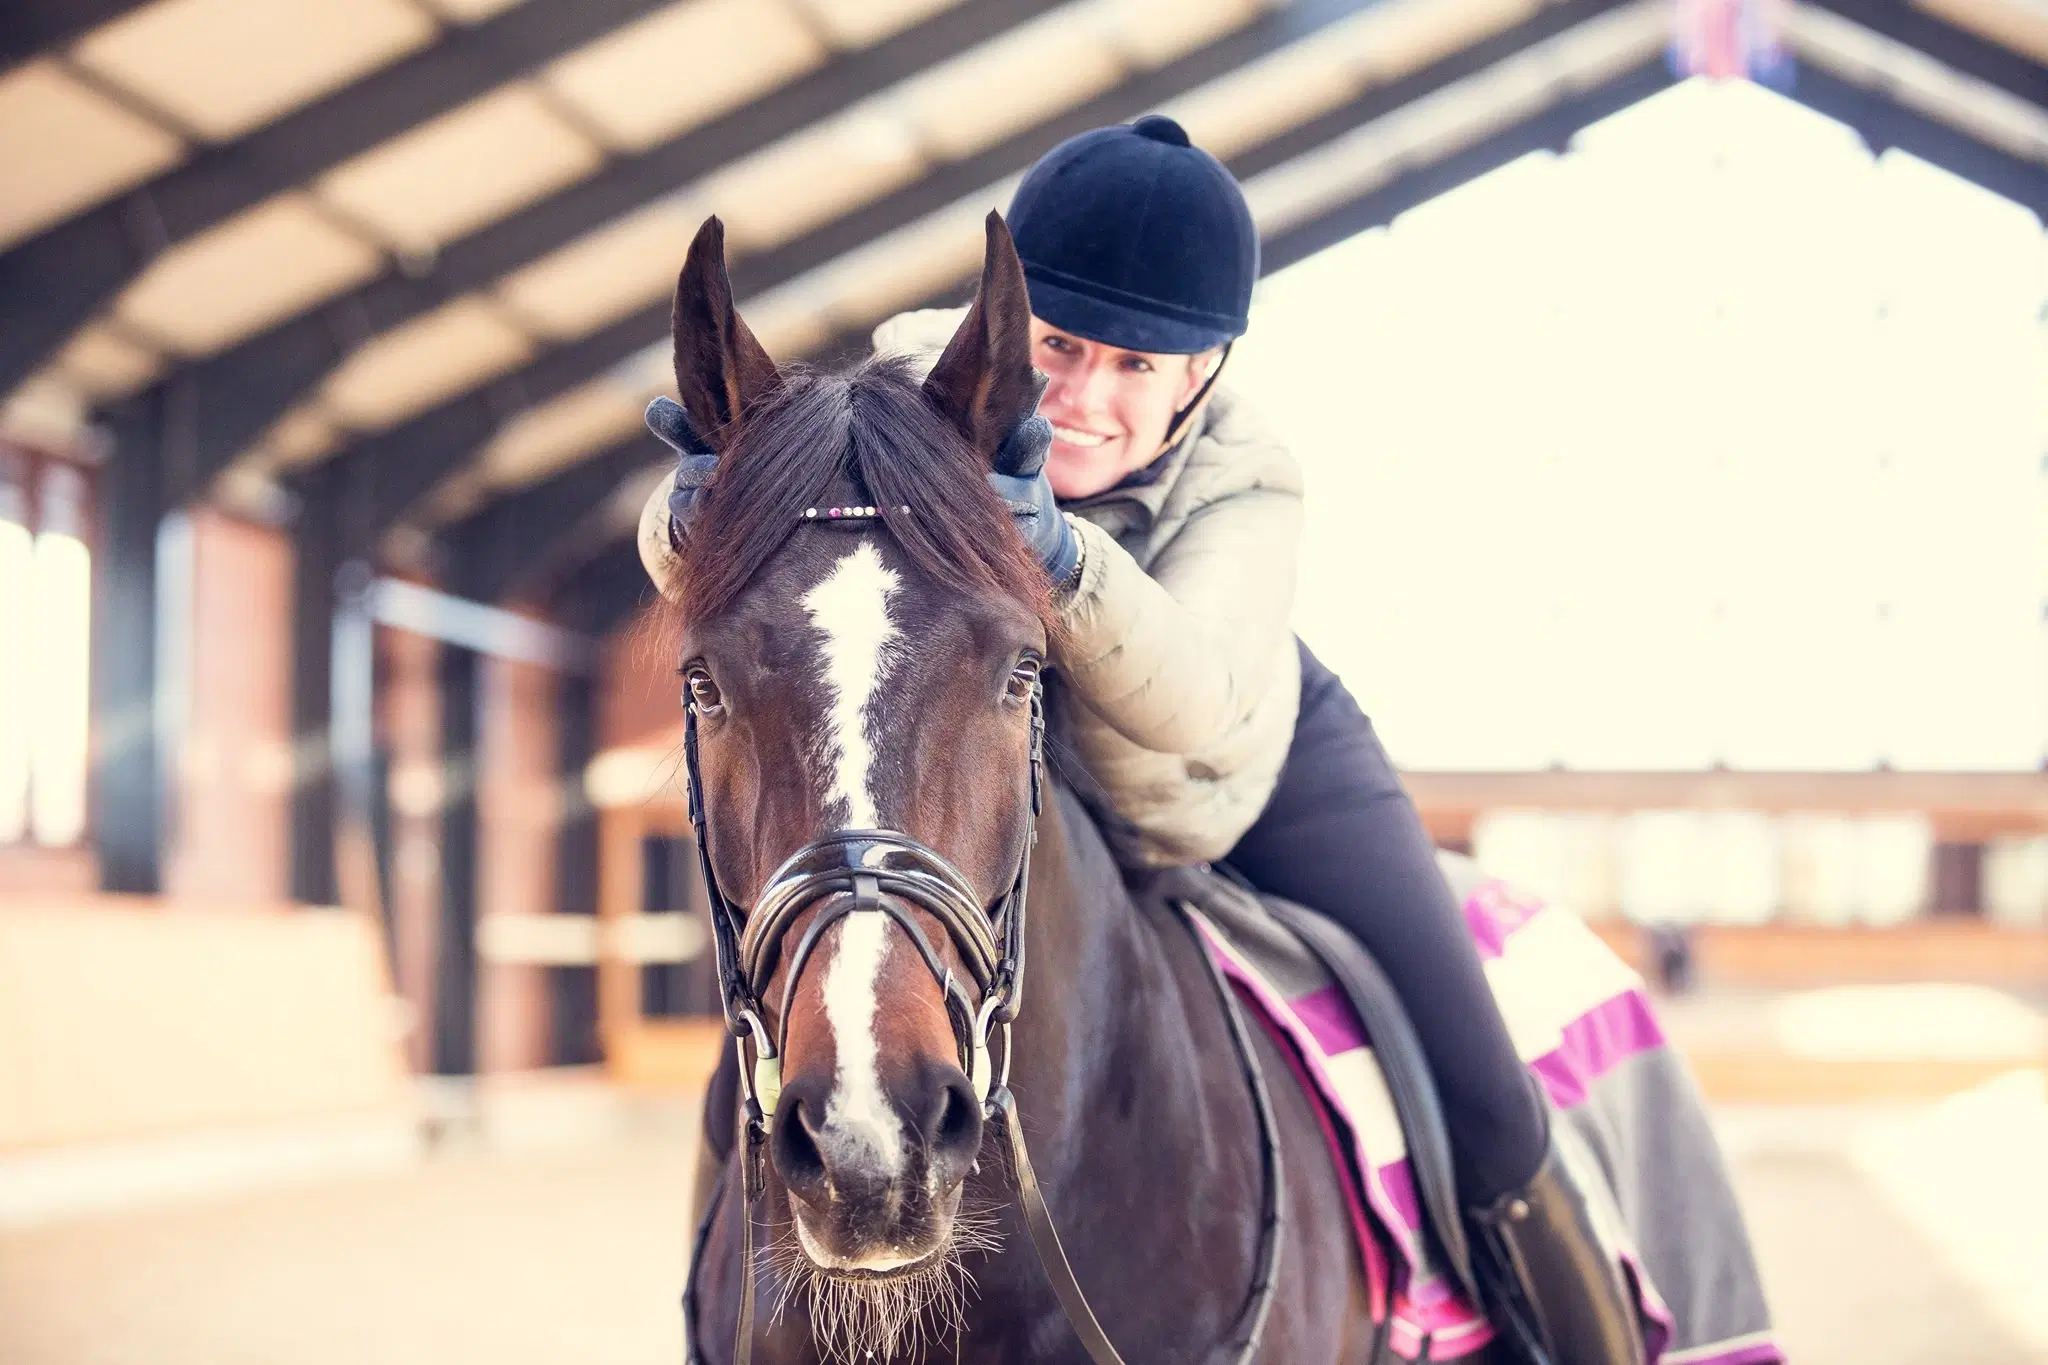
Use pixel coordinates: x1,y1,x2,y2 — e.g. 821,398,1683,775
680,517,1283,1365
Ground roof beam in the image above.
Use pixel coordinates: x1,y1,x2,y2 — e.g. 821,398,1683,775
557,43,1676,638
436,437,662,604
290,298,672,560
1261,58,1678,270
107,0,1074,497
553,27,2048,636
1801,0,2048,109
1790,60,2047,215
0,0,671,398
1,0,154,72
802,58,1687,352
310,0,1645,554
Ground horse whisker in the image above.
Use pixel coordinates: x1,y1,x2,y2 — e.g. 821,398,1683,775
764,1198,1005,1363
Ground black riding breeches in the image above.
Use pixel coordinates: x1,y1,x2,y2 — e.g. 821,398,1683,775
1223,639,1548,1208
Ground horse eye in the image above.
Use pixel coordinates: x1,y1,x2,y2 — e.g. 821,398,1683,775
1005,657,1041,704
684,668,724,714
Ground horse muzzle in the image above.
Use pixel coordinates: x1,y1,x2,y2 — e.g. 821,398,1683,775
770,1064,985,1272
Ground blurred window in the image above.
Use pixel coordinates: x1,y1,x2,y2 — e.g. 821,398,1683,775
0,445,92,846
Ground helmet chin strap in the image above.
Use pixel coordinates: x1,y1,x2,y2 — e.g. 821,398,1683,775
1157,341,1231,457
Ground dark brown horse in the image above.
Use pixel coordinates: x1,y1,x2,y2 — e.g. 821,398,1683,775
665,214,1504,1365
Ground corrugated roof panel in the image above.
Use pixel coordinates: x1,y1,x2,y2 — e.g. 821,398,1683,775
314,84,604,253
1167,0,1550,161
812,195,990,328
71,0,438,143
413,470,489,525
1240,2,1670,241
475,380,645,489
495,199,706,340
52,324,164,400
259,406,343,470
892,13,1126,159
113,194,384,356
0,61,185,250
1789,5,2048,165
1340,0,1538,82
727,289,833,359
1163,30,1365,159
796,0,963,49
542,0,825,152
701,108,926,252
0,376,90,455
321,297,535,430
1107,0,1269,69
1547,0,1681,88
419,0,531,21
1915,0,2048,65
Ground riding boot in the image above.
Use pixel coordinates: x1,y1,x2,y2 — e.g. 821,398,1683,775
1467,1132,1646,1365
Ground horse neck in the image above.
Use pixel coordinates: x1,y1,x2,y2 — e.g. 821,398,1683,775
1003,783,1239,1175
957,783,1272,1357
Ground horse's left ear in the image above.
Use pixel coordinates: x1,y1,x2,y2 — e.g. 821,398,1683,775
671,215,779,454
924,212,1042,465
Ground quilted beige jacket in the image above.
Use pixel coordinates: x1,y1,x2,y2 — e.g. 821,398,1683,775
639,308,1303,866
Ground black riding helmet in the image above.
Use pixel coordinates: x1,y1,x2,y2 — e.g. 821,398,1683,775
1007,114,1259,357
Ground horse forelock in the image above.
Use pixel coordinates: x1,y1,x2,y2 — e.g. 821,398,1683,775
673,355,1056,642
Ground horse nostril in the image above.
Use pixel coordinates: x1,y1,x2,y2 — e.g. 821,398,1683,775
924,1072,984,1185
939,1083,979,1147
771,1089,829,1200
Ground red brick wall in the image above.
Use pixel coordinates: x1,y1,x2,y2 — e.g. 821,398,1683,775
377,615,571,1075
476,651,557,1073
378,623,441,1074
163,510,291,905
599,614,682,751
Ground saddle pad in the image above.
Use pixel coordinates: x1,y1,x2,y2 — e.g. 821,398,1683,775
1176,853,1784,1365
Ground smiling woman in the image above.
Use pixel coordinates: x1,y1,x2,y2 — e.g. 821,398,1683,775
1027,319,1220,500
0,445,90,849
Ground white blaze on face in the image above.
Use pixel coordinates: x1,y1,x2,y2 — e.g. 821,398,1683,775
819,908,905,1179
801,541,908,1179
800,540,900,829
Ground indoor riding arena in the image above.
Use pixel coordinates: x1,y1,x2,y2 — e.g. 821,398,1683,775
1,0,2043,1362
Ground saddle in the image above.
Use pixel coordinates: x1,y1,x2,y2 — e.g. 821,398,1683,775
1145,864,1483,1312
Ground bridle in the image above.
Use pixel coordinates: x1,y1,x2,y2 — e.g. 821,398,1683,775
680,511,1282,1365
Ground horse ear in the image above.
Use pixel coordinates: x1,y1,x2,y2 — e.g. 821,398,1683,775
671,216,779,454
924,212,1041,464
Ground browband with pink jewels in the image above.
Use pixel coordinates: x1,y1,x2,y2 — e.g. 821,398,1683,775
801,504,910,523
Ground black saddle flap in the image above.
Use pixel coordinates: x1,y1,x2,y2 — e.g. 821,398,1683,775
1143,865,1481,1309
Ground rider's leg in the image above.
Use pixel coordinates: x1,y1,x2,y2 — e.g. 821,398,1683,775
1225,639,1543,1204
1225,639,1644,1365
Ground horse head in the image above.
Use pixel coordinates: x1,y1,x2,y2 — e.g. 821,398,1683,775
665,212,1055,1315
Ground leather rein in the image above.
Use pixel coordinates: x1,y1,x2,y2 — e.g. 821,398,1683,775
679,539,1283,1365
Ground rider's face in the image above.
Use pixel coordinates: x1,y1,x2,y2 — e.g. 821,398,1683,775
1028,317,1217,500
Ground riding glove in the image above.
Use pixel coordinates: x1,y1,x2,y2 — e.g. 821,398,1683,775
646,396,720,543
987,413,1082,590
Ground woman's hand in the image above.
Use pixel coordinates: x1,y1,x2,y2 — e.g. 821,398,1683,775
987,413,1080,589
646,396,720,543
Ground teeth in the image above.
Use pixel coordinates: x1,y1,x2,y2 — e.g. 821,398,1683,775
1052,425,1107,448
